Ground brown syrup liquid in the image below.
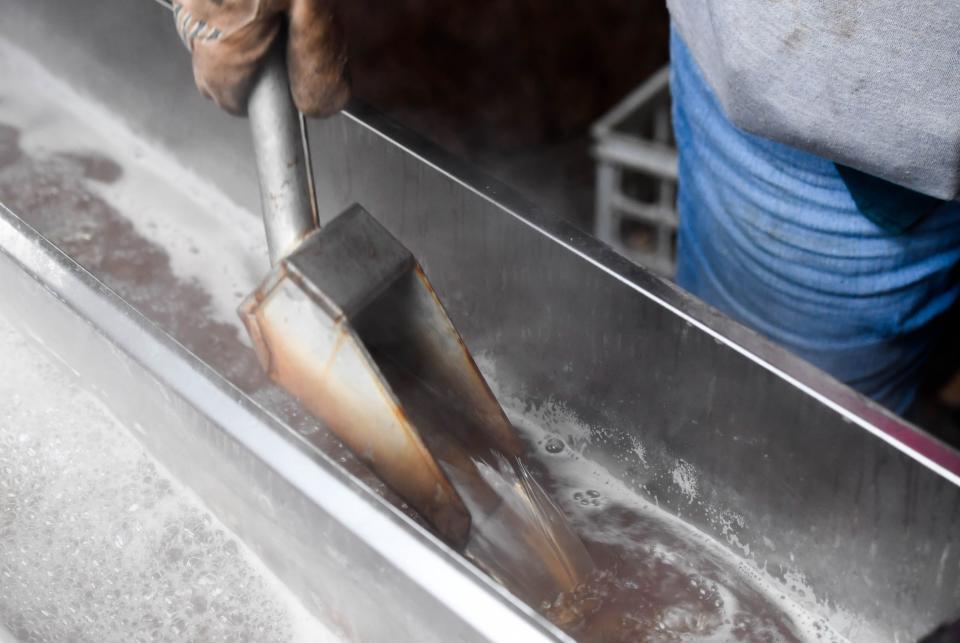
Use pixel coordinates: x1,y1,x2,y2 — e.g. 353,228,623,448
540,496,806,642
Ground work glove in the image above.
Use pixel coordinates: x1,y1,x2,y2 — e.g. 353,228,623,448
172,0,349,117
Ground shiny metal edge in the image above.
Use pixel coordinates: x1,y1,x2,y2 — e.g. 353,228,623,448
0,202,568,643
335,101,960,484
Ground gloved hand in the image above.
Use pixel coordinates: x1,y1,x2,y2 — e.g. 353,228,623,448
172,0,349,117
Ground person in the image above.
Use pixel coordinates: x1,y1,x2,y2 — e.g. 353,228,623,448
174,1,960,418
666,5,960,415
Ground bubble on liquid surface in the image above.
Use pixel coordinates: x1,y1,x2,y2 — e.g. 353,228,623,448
0,314,333,642
544,437,566,454
571,490,604,509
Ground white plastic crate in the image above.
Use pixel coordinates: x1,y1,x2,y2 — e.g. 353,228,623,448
592,66,678,277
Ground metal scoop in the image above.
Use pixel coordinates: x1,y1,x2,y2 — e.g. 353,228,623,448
238,45,593,605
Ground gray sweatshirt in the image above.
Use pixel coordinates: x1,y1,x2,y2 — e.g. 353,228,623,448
667,1,960,200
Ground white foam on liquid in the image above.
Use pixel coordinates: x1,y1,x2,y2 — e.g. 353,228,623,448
477,355,888,643
0,312,341,643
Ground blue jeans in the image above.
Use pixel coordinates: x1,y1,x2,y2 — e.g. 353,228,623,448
671,27,960,414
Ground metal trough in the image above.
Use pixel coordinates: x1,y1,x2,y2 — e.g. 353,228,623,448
1,1,959,641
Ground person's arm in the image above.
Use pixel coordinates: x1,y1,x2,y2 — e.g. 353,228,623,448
172,0,349,116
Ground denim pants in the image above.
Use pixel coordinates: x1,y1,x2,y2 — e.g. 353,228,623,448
670,27,960,414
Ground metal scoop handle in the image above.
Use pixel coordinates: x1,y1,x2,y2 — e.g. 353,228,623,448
153,0,316,265
247,45,319,265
